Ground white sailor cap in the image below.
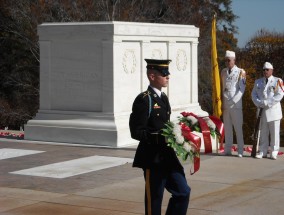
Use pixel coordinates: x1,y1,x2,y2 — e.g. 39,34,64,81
225,50,235,58
263,62,273,69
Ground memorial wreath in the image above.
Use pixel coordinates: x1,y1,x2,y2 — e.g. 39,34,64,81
162,112,224,174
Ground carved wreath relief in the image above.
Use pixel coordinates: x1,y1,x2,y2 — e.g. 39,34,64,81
151,49,163,59
176,49,187,71
122,49,137,74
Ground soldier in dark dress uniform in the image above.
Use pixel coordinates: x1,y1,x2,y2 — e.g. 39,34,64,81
129,59,190,215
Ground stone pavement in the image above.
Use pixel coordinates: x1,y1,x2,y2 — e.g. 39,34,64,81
0,137,283,215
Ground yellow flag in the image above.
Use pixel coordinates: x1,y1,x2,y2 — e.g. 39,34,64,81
212,15,222,118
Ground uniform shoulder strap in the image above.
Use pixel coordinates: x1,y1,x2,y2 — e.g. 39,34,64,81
142,90,152,118
147,93,152,118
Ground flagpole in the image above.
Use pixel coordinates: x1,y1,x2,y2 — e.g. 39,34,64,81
211,13,223,152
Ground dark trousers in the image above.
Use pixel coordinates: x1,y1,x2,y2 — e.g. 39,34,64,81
143,168,190,215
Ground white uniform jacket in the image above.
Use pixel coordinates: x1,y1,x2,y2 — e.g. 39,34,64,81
251,76,284,122
221,65,246,109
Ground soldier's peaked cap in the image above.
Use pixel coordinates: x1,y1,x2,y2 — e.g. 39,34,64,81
145,59,171,76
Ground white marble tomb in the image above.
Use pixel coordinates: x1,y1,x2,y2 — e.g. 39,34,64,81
25,21,208,148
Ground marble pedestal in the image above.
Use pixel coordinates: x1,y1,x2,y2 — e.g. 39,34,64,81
25,21,207,148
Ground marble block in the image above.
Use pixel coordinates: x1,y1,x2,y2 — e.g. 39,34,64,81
25,21,206,147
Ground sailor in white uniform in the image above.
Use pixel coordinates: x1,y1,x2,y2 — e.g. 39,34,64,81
221,50,246,157
251,62,283,160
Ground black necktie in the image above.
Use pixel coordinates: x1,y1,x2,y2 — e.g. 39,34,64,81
266,78,268,84
228,69,231,74
161,93,167,104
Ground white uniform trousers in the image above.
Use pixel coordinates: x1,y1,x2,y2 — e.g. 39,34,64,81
259,113,280,157
223,108,244,155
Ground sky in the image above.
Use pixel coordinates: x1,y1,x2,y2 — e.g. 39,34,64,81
231,0,284,48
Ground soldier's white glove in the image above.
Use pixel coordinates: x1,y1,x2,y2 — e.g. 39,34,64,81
266,98,274,108
259,100,265,108
227,99,235,106
260,100,270,108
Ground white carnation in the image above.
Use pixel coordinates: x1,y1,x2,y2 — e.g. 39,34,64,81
175,134,184,144
173,124,181,136
186,116,198,125
173,124,184,144
183,142,192,152
204,117,216,130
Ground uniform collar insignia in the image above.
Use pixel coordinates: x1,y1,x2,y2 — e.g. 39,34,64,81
142,91,151,98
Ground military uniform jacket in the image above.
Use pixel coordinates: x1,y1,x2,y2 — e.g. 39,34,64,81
129,86,182,170
251,76,283,122
221,65,246,109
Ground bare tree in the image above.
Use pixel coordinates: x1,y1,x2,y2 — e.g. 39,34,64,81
0,0,238,128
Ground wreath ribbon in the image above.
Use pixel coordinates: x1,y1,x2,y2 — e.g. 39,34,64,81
181,112,212,154
209,115,225,150
180,123,201,174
